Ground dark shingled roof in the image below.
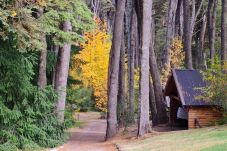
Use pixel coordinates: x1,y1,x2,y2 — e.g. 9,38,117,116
165,69,214,106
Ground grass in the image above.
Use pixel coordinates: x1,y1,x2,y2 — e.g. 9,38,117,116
117,126,227,151
201,143,227,151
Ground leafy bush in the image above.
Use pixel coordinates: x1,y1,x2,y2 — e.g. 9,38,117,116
198,57,227,123
199,57,227,111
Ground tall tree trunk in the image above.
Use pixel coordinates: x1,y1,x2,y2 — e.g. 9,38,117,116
150,18,168,125
117,34,126,127
149,79,157,126
52,45,59,87
107,0,115,33
106,0,126,139
207,0,217,62
128,9,137,122
54,21,72,123
221,0,227,62
162,0,178,69
183,0,193,69
175,0,183,38
135,0,143,69
138,0,152,136
196,15,207,69
38,39,47,88
37,9,47,88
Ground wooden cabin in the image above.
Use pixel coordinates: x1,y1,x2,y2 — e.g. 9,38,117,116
165,69,222,129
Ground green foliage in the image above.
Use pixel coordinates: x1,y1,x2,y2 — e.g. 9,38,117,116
198,57,227,111
0,40,66,150
67,87,93,112
0,0,43,51
42,0,94,46
0,0,94,150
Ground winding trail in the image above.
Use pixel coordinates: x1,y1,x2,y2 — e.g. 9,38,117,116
54,112,117,151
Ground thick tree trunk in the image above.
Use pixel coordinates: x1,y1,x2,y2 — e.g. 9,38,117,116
54,21,72,123
162,0,178,69
183,0,193,69
106,0,126,139
37,9,47,88
38,40,47,88
196,15,207,69
150,19,168,125
175,0,183,38
221,0,227,62
128,9,137,122
134,0,143,69
117,34,126,127
207,0,217,62
138,0,152,136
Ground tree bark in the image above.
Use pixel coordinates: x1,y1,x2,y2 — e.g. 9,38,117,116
107,0,115,33
162,0,178,69
117,34,126,127
38,39,47,88
128,9,137,122
54,21,72,123
207,0,217,62
37,9,47,88
221,0,227,62
150,18,168,125
106,0,126,139
149,79,158,126
138,0,152,136
52,45,59,87
196,15,207,69
183,0,193,69
175,0,183,38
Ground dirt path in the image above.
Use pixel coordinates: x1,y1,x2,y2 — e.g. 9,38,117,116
53,112,117,151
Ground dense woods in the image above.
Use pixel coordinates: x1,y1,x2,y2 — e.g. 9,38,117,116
106,0,227,139
0,0,227,150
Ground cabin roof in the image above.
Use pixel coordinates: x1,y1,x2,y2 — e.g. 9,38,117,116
165,69,214,106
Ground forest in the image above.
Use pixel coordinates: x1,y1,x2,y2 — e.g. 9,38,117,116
0,0,227,151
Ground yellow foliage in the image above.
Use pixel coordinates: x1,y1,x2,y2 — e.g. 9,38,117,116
70,19,111,112
11,11,17,17
36,0,46,6
161,38,184,87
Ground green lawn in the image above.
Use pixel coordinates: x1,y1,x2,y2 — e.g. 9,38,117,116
117,126,227,151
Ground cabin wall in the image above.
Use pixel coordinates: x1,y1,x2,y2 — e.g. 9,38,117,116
188,107,222,129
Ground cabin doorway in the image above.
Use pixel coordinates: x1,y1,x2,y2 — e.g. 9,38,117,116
169,96,188,130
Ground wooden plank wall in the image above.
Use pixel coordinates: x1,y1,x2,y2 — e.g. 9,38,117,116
188,107,222,129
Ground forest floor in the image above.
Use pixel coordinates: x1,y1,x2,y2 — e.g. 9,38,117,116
50,112,117,151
